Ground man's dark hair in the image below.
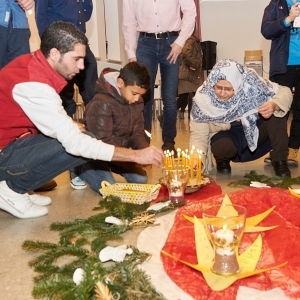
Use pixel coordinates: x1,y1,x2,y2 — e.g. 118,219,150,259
40,21,88,57
118,62,150,90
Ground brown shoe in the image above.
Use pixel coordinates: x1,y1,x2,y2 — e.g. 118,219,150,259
34,180,57,192
287,148,298,167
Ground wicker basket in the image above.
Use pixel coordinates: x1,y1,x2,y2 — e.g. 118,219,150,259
100,181,161,205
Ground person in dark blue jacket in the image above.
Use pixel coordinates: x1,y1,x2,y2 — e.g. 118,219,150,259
35,0,98,117
0,0,33,69
0,0,57,193
261,0,300,168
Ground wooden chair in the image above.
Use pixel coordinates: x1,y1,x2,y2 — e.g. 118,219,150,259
73,84,85,122
153,83,163,120
244,50,263,76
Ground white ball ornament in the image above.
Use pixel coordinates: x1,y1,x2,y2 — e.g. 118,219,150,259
73,268,85,285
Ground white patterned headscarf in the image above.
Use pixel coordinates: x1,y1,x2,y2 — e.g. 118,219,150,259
191,59,279,151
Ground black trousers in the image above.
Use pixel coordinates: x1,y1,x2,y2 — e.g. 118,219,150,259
272,65,300,149
177,92,194,115
211,115,288,162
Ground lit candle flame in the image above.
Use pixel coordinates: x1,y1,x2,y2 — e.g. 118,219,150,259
144,130,152,139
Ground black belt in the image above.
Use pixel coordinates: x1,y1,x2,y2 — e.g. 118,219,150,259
139,31,179,39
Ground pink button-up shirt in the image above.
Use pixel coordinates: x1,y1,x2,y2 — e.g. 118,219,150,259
122,0,197,60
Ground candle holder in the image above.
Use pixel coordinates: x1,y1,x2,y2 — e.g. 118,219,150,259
162,166,190,207
202,204,247,275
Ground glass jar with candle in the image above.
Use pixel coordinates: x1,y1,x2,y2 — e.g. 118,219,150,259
202,204,247,275
162,166,190,207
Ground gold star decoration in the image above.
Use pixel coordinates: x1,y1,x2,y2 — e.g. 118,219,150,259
161,216,287,291
95,281,117,300
183,194,278,233
129,213,156,227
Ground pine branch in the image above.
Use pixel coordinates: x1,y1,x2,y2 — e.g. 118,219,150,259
28,245,89,268
228,170,300,189
23,195,170,299
32,277,76,300
22,240,58,252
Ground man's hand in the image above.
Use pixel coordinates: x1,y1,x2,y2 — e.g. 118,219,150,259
113,146,164,167
74,121,86,132
129,57,137,62
167,43,182,64
134,146,164,167
17,0,35,11
258,101,278,119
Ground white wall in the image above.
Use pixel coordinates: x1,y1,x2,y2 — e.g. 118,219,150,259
200,0,271,77
28,0,272,76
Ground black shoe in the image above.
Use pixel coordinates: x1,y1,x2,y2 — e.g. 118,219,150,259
34,179,57,192
162,143,177,158
264,156,298,167
216,160,231,174
272,160,291,178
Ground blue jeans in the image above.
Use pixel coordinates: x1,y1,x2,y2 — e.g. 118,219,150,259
136,34,180,145
78,161,148,192
0,135,86,193
0,23,30,69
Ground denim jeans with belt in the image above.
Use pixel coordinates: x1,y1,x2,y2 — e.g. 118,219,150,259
136,33,180,145
0,134,86,193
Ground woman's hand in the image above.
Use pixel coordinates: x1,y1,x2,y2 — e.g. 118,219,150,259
258,101,278,119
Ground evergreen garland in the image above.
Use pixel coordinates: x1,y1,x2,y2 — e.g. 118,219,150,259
22,196,173,300
228,170,300,189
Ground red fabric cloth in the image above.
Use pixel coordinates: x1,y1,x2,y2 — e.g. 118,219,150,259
161,187,300,300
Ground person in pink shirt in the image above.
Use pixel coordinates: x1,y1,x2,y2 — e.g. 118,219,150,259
122,0,196,157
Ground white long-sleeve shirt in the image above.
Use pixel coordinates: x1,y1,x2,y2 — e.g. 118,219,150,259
13,81,115,161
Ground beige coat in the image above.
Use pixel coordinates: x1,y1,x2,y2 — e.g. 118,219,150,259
189,84,292,174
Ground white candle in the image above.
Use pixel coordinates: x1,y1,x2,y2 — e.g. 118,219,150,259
170,180,183,196
214,225,235,255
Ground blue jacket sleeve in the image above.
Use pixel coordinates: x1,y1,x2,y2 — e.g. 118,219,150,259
82,0,93,22
35,0,51,36
261,0,290,40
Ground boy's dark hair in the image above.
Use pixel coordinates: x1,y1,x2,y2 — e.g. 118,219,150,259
41,21,88,58
118,62,150,90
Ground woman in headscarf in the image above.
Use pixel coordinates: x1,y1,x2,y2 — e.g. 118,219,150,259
190,59,292,178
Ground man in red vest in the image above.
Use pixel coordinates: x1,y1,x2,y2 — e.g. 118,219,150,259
0,21,164,219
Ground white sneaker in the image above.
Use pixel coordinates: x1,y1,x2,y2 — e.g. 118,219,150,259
29,194,52,206
70,177,87,190
0,181,48,218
